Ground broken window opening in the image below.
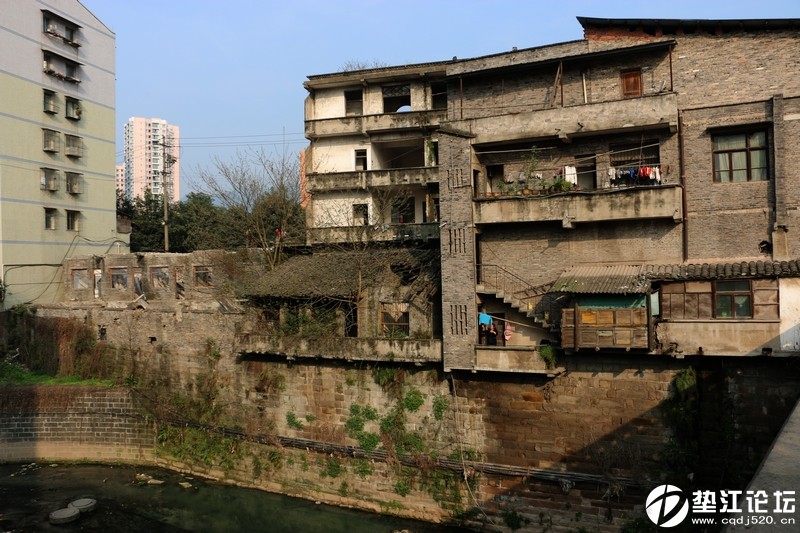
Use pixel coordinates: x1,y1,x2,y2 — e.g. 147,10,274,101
391,197,415,224
345,89,363,116
110,268,128,289
355,149,367,171
431,82,447,110
352,203,368,226
380,302,410,338
382,84,411,113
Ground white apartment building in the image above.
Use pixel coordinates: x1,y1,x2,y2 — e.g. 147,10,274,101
122,117,180,202
0,0,124,308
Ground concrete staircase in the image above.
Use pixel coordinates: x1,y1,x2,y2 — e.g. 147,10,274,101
476,264,562,329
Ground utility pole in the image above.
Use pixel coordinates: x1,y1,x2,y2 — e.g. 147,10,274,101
160,136,176,252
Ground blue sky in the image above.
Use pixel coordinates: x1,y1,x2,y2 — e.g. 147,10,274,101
79,0,800,197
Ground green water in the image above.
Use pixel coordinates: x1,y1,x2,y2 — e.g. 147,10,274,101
0,463,475,532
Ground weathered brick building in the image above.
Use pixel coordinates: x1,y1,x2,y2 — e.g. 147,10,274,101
301,17,800,370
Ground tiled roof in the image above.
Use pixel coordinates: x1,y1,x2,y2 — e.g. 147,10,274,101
643,260,800,280
549,259,800,294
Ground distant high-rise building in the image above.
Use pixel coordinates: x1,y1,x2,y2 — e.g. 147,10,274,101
122,117,180,202
115,164,125,194
0,0,124,308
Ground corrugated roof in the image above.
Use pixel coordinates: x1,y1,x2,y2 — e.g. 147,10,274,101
550,265,650,294
549,259,800,294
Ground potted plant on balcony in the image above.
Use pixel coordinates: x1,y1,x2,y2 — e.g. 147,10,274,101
523,146,541,195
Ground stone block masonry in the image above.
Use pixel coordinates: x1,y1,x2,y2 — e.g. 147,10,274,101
0,386,155,463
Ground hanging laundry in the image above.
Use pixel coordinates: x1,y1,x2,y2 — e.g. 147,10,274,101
564,165,577,185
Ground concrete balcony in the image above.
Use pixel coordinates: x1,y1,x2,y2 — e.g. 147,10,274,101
307,166,439,192
474,346,565,375
305,109,448,138
474,185,683,227
456,92,678,145
237,334,442,364
306,223,440,245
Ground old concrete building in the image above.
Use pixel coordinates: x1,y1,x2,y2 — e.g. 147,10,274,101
301,17,800,371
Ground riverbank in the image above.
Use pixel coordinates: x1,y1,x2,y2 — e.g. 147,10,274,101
0,463,473,532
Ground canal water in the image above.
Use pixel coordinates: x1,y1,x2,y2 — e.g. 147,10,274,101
0,463,475,532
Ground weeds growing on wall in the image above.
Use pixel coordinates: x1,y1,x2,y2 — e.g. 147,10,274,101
156,424,242,470
658,366,700,483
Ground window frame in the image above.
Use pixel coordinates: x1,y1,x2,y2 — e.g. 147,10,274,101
110,268,128,290
194,265,213,287
65,134,83,157
43,89,57,114
71,268,89,290
344,88,363,116
42,129,59,152
712,129,769,183
354,149,367,171
65,172,82,194
65,97,81,120
44,208,57,230
41,168,59,191
150,266,170,289
380,302,410,338
382,84,411,113
66,210,80,231
713,280,753,319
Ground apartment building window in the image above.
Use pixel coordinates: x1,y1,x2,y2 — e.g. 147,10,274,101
380,302,410,337
344,89,363,116
43,52,81,83
194,266,213,287
43,90,57,114
40,168,59,191
431,82,447,110
43,10,80,47
712,130,768,182
66,172,82,194
353,203,368,225
714,280,753,318
71,268,90,290
355,149,367,171
65,135,82,157
66,210,80,231
65,97,81,120
383,84,411,113
44,208,57,230
621,69,642,98
391,197,415,224
43,129,59,152
110,268,128,289
610,141,660,168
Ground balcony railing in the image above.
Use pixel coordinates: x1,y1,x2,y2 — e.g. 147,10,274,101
237,334,442,364
307,166,438,192
305,109,448,138
452,92,678,145
474,184,683,227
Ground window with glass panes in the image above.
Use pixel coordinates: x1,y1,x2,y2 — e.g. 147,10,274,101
714,280,752,318
713,131,768,182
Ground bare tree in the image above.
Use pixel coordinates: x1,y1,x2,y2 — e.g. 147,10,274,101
191,147,304,270
339,59,389,72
